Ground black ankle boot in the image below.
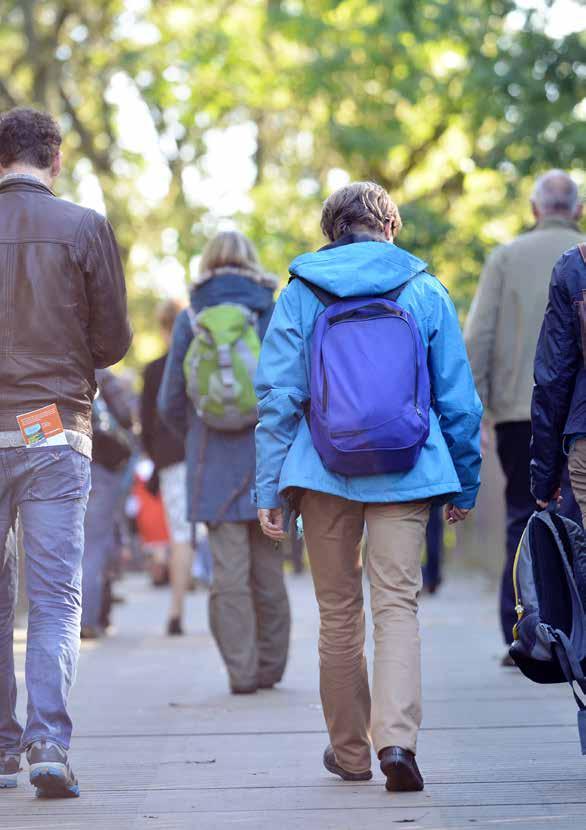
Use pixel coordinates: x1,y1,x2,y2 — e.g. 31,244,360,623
379,746,424,792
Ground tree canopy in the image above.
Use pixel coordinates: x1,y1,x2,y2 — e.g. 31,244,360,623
0,0,584,363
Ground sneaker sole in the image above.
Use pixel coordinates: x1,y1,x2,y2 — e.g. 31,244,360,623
30,765,79,799
0,774,17,789
382,759,424,792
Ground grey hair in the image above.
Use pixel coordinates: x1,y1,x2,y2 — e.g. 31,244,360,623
531,169,580,216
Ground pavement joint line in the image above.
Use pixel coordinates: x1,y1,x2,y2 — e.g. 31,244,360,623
69,723,576,740
6,802,585,815
38,778,586,793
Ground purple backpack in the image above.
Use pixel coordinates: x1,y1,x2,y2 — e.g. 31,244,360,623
296,277,431,476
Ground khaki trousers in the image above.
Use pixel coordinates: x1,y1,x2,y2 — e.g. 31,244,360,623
569,439,586,524
207,521,291,690
301,490,430,774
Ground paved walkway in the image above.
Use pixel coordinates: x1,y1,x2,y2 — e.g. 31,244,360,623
5,567,586,829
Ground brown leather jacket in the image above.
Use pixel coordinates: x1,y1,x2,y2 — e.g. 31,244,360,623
0,175,132,435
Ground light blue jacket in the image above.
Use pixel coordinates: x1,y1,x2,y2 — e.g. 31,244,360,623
254,239,483,509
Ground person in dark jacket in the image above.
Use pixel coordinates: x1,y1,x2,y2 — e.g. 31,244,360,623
0,107,131,797
141,299,196,635
81,369,135,640
158,231,290,694
531,244,586,517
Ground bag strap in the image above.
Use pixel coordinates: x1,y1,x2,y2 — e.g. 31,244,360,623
290,276,338,307
290,275,412,307
553,629,586,754
552,629,586,708
186,306,198,334
385,279,411,303
579,243,586,265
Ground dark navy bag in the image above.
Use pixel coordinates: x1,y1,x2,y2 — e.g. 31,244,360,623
293,277,431,477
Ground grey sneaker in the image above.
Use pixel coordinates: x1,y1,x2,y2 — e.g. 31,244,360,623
0,752,20,789
26,740,79,798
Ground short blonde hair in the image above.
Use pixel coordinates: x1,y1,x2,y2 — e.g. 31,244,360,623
320,181,402,242
199,231,261,277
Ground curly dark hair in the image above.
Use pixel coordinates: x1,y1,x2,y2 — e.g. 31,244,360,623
0,107,62,170
321,181,402,242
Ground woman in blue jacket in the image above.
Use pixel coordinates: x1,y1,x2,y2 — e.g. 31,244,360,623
159,231,290,694
255,182,482,792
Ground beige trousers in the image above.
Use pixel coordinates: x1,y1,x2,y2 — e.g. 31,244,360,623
301,490,430,774
569,439,586,524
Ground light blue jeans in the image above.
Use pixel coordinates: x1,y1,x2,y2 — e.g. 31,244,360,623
0,446,90,753
81,462,124,629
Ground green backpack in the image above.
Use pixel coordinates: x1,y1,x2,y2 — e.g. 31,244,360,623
183,303,261,431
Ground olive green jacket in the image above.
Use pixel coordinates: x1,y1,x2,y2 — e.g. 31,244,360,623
464,217,585,424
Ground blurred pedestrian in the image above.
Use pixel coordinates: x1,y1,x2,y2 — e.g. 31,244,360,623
159,231,290,693
0,107,130,797
532,243,586,518
81,369,135,640
423,504,444,594
141,299,195,635
465,170,584,660
256,181,482,792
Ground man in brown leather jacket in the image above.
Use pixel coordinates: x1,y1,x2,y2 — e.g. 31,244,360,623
0,107,131,798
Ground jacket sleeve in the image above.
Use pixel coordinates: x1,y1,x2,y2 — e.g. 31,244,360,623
255,284,308,509
463,247,505,412
428,284,483,509
140,363,158,461
157,311,193,439
84,214,132,368
530,253,581,502
95,368,135,430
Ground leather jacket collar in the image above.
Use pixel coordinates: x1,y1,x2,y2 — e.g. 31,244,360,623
0,174,53,196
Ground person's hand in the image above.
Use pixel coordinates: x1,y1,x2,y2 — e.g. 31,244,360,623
258,508,288,541
444,504,470,525
536,487,562,510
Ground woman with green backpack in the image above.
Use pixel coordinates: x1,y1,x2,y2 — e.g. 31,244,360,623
158,231,291,694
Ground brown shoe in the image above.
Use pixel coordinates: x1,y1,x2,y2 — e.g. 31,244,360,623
323,745,372,782
379,746,424,792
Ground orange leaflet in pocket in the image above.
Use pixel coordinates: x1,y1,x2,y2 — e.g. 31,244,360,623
17,403,68,448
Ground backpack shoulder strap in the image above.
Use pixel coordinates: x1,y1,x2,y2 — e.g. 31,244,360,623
579,243,586,266
383,278,411,303
290,272,422,306
186,306,198,334
289,275,339,307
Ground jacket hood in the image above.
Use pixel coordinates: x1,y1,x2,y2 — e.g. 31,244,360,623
289,240,428,297
190,271,275,314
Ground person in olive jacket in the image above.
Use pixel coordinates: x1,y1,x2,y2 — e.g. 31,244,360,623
0,107,131,798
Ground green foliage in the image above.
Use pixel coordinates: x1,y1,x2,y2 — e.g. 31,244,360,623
0,0,584,362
